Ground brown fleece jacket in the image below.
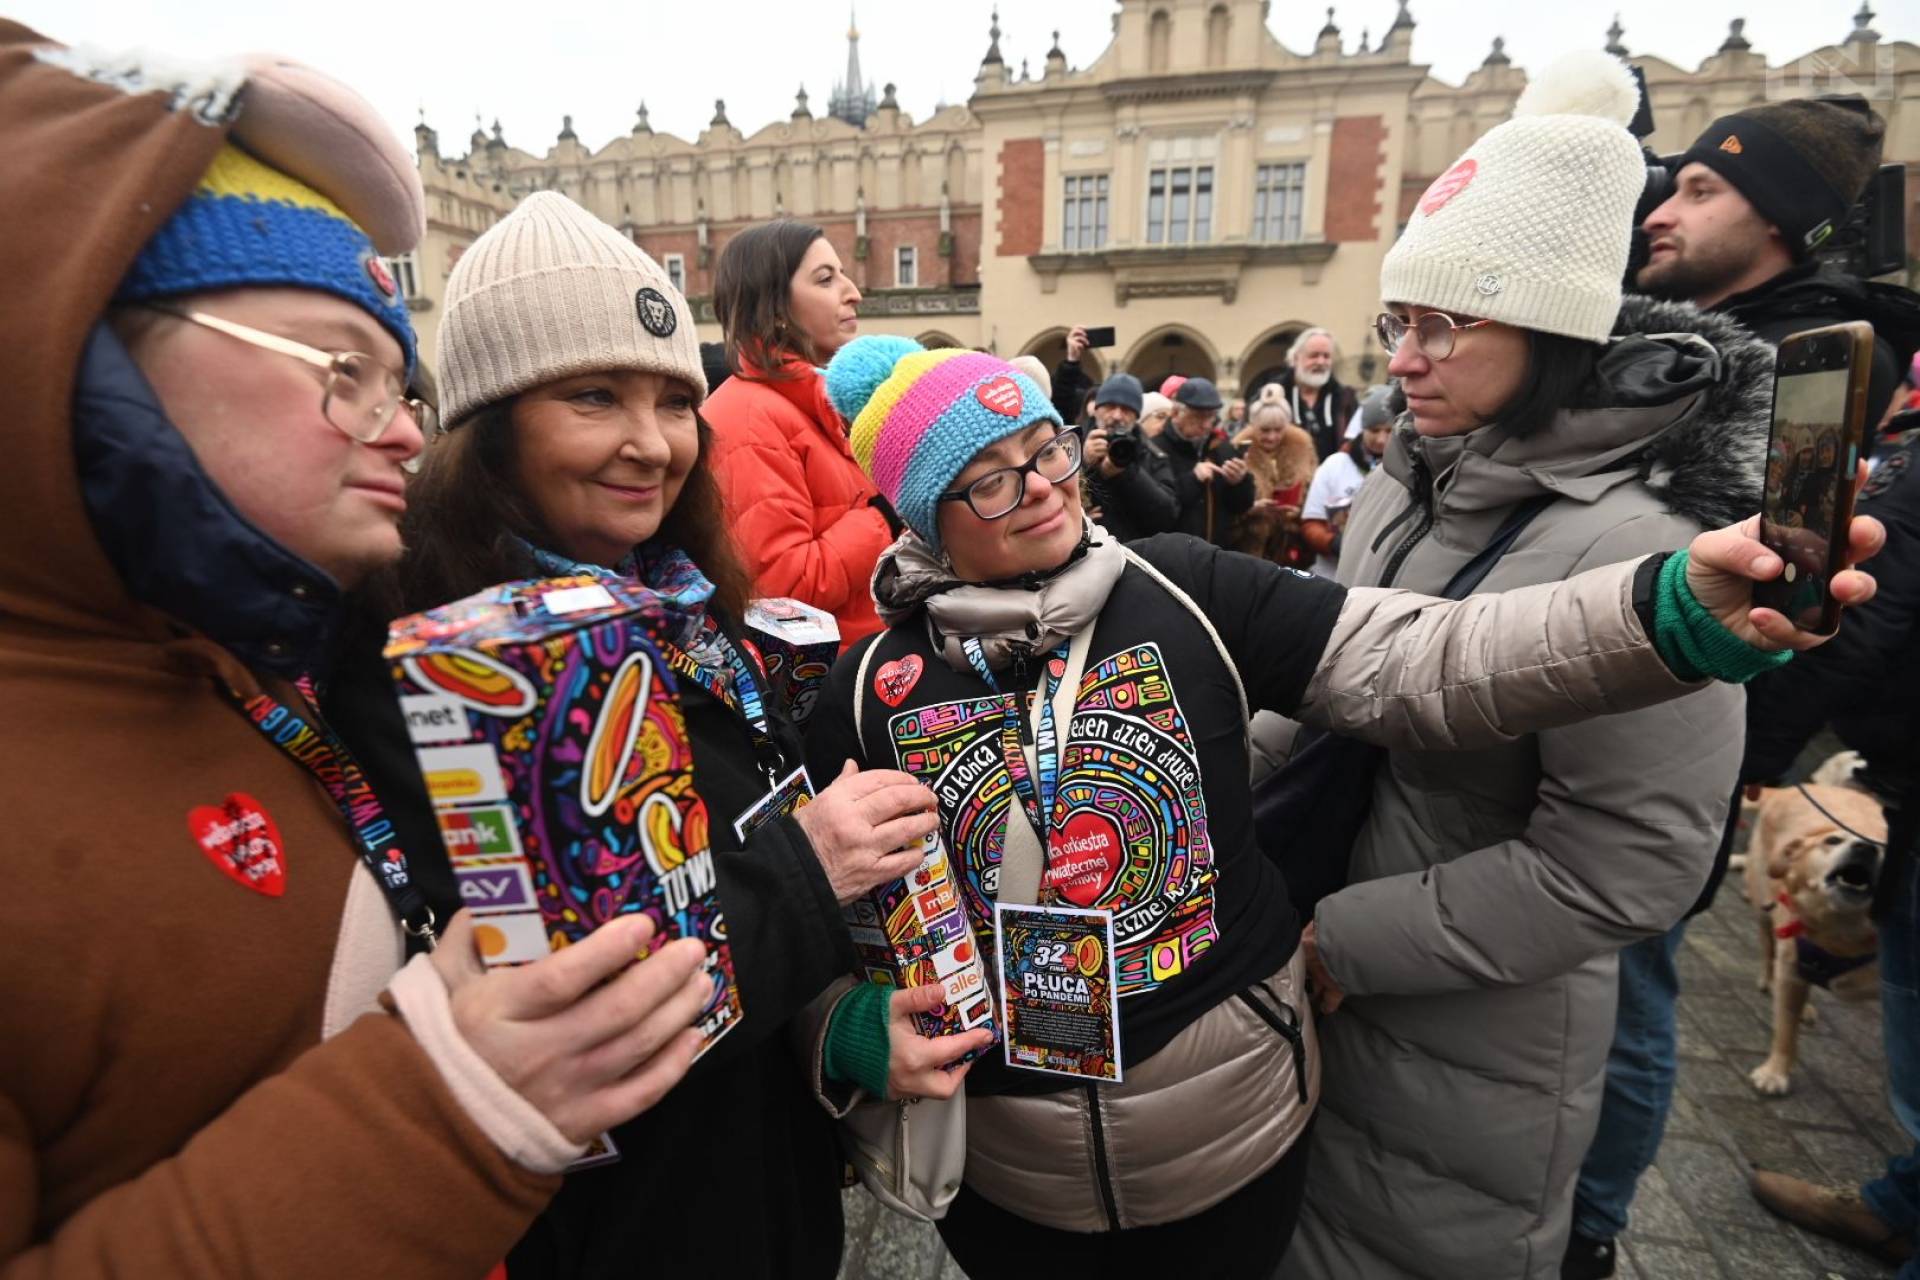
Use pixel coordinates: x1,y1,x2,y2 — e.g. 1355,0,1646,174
0,23,555,1276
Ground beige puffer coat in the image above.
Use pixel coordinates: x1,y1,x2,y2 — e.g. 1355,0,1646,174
1283,298,1772,1280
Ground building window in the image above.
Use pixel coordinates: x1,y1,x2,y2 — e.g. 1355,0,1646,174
663,253,686,294
1063,174,1110,251
896,245,918,288
1146,164,1213,245
382,252,420,299
1253,163,1307,243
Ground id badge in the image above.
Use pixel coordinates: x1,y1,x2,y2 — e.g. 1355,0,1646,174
993,902,1123,1083
732,765,814,841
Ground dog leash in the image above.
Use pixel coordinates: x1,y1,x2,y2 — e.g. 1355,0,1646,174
1792,782,1885,850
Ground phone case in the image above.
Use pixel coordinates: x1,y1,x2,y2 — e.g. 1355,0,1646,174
1754,322,1874,635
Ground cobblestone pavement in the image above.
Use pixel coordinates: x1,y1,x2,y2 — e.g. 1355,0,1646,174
837,883,1907,1279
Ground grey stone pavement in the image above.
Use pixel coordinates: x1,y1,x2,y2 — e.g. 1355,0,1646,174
835,884,1908,1279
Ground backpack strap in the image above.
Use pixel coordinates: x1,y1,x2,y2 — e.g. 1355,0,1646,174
851,635,883,762
1118,545,1252,750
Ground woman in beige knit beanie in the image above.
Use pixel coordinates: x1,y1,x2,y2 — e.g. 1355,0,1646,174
1280,51,1789,1280
362,190,950,1278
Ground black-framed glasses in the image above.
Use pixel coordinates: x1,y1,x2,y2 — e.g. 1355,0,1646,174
146,305,436,471
1374,310,1497,361
937,428,1083,521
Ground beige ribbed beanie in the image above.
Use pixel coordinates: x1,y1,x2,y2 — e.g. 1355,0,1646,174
1380,50,1645,345
438,191,704,426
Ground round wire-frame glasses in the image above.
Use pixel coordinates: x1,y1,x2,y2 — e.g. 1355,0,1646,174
146,305,436,468
1374,310,1498,362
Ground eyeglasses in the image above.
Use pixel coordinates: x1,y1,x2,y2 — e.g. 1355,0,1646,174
1374,311,1497,361
146,305,436,470
937,428,1083,521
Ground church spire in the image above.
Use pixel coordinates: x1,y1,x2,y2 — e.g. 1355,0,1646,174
828,4,878,126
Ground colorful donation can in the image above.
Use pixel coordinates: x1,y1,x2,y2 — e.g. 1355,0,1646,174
740,597,839,729
845,830,998,1053
384,574,742,1054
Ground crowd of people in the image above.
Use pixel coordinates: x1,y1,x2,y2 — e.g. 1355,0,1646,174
2,22,1917,1280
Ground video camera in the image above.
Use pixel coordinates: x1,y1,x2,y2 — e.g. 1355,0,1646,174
1626,66,1907,280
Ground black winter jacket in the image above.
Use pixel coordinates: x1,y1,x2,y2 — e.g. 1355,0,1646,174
1275,370,1361,461
1158,428,1255,545
328,609,855,1280
1083,433,1181,543
1715,263,1920,427
807,533,1347,1090
1051,357,1095,426
1744,419,1920,918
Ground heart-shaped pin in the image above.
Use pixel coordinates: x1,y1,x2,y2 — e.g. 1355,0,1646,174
874,654,924,708
975,376,1023,417
187,793,287,897
1046,811,1123,907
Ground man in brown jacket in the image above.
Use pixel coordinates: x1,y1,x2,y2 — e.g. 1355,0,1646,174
0,25,710,1278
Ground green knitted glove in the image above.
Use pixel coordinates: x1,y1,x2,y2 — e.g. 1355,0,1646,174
1651,549,1795,684
824,981,893,1098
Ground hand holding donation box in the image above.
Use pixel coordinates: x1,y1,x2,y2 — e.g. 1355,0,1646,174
844,830,998,1058
385,574,742,1056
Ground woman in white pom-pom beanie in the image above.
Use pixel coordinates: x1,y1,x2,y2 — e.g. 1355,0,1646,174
1280,51,1778,1280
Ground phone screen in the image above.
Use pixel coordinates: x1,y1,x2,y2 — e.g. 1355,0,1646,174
1083,326,1117,349
1758,367,1855,631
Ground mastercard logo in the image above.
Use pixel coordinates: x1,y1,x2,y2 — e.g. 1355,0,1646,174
581,650,654,818
639,791,688,877
404,652,536,717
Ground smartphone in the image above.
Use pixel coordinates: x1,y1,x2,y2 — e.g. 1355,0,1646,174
1082,325,1117,349
1754,321,1874,635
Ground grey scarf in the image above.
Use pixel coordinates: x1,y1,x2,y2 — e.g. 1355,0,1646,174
871,519,1128,672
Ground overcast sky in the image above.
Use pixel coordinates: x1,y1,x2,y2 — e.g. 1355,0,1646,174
10,2,1908,156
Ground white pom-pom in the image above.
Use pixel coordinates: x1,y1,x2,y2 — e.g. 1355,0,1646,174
1514,50,1638,125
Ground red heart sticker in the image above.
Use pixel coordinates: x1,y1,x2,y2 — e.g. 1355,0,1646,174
874,654,924,708
975,376,1023,417
1418,158,1477,217
1047,811,1123,907
187,793,287,897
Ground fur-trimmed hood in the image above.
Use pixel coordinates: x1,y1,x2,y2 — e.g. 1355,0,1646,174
1385,294,1774,531
1610,293,1775,528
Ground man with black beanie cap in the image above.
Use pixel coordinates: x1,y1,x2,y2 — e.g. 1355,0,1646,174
1638,94,1920,425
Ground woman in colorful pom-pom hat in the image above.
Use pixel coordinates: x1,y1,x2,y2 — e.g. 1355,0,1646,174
800,329,1874,1271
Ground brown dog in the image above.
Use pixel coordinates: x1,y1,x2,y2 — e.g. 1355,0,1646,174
1743,782,1887,1094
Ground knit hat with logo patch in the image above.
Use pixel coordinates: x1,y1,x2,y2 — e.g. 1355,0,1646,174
1380,49,1646,345
1677,96,1885,259
438,191,703,427
829,334,1062,548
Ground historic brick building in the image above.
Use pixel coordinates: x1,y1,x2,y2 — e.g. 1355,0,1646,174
402,1,1918,397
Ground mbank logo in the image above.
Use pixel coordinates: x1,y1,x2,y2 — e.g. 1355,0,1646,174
438,805,521,859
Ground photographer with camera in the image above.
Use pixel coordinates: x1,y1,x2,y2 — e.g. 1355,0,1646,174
1638,96,1920,426
1160,376,1254,546
1081,372,1180,542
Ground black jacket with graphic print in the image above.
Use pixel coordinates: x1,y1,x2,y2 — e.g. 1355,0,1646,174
806,533,1346,1094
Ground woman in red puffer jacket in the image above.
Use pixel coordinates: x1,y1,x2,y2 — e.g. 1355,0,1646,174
706,221,895,649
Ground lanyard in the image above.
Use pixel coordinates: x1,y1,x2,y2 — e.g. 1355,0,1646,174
665,630,786,787
962,638,1071,854
230,675,437,945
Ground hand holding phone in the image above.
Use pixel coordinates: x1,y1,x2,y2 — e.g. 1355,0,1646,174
1753,322,1875,635
1082,325,1117,349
